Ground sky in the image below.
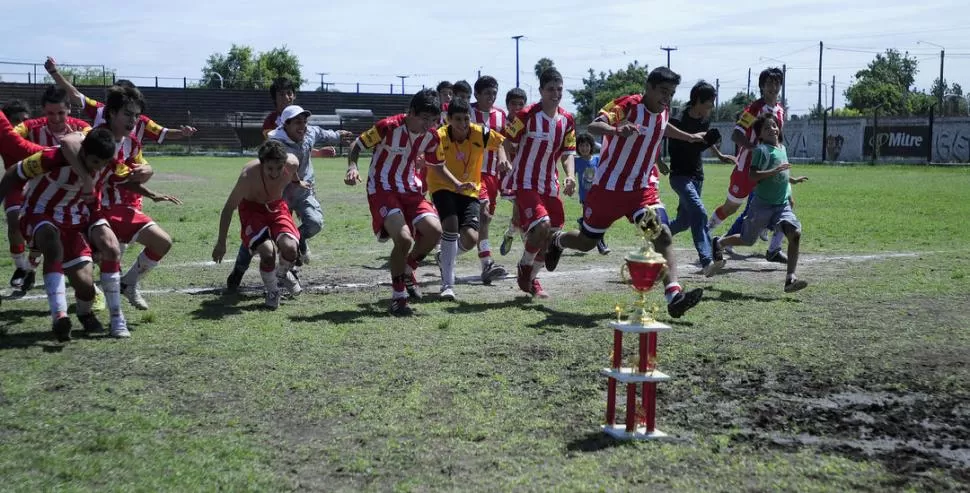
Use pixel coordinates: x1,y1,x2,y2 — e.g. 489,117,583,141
3,0,968,116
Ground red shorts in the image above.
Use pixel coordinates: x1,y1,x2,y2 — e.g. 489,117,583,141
104,205,156,244
368,190,438,241
21,213,104,269
479,173,500,215
581,186,665,238
4,185,25,214
515,190,564,231
238,199,300,250
727,166,755,203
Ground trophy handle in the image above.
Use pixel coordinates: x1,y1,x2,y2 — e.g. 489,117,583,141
620,263,629,283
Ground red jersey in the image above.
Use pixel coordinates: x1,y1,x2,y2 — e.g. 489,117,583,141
14,116,91,147
18,147,114,227
357,114,442,195
262,111,280,138
503,104,576,196
593,95,668,193
82,94,167,144
734,99,785,171
1,112,44,168
100,127,146,210
470,103,508,176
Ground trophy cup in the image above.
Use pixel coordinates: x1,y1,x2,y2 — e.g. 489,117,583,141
618,207,668,325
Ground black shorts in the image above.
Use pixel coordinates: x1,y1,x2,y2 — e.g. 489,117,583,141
431,190,481,231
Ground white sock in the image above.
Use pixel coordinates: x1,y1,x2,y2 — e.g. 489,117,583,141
768,230,785,253
260,268,278,293
12,252,29,270
122,250,159,287
44,271,68,322
440,232,458,288
101,271,124,320
478,240,491,268
664,282,682,304
277,257,293,279
519,248,538,267
530,259,543,280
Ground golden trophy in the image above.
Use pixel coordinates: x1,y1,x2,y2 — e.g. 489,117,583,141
618,207,668,325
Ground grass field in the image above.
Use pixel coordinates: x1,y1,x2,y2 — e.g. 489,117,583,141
1,157,969,492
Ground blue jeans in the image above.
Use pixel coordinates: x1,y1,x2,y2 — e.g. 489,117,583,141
668,175,712,266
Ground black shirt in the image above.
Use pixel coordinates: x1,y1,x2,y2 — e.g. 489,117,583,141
668,108,712,180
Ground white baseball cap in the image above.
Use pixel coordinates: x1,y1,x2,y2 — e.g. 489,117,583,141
278,105,311,127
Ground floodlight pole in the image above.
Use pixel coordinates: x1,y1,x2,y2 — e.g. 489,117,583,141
512,35,524,88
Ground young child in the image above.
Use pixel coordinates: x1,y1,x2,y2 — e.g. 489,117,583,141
574,133,608,254
499,87,528,256
452,80,472,102
712,113,808,292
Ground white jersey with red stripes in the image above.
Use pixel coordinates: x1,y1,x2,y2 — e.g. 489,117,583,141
503,104,577,196
14,117,90,147
470,103,507,176
592,95,668,192
19,147,111,227
100,128,145,210
734,99,785,171
357,114,442,195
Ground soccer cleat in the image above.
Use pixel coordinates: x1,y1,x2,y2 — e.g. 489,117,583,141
667,288,703,319
52,316,72,342
480,261,508,285
21,270,36,291
109,317,130,339
264,289,281,310
784,278,808,293
122,283,149,310
439,286,457,301
10,268,26,289
759,229,770,242
516,264,534,294
706,238,727,277
499,231,515,256
702,260,724,277
530,279,549,299
596,239,611,255
279,271,303,297
78,313,105,334
93,285,106,312
389,297,413,316
766,249,788,264
226,268,244,293
404,272,422,300
544,233,564,271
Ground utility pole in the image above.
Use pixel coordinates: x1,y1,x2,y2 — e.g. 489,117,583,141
781,64,787,110
938,49,945,107
747,68,752,98
660,46,678,68
715,78,720,120
316,72,328,92
396,75,409,95
512,35,524,88
832,74,836,110
817,41,824,115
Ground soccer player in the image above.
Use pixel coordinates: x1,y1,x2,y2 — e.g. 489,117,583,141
212,141,303,310
503,68,577,299
712,113,808,292
708,67,787,261
345,89,444,316
3,100,34,290
469,75,510,282
225,105,353,292
2,99,30,127
44,57,197,145
0,129,137,340
452,80,472,102
437,81,453,126
429,97,509,299
262,77,297,137
498,87,527,256
544,67,705,318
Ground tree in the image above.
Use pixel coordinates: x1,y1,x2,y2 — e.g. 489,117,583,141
931,79,968,116
568,61,649,124
201,44,303,89
714,91,755,122
844,49,920,116
44,66,115,86
534,58,555,80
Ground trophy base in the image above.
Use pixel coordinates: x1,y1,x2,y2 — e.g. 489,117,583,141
602,424,670,441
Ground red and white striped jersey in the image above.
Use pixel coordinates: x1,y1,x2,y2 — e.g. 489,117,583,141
100,127,146,210
592,95,668,193
18,147,112,227
14,117,90,147
503,104,576,196
82,94,168,145
358,114,442,195
734,99,785,171
470,103,507,176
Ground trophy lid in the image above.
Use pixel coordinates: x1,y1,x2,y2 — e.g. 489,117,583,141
625,246,666,264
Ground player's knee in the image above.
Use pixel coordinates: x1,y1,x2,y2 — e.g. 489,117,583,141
391,232,415,253
653,229,673,250
278,237,299,261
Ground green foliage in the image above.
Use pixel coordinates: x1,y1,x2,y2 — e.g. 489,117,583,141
568,61,650,124
844,49,921,116
714,91,755,122
201,44,303,90
831,107,864,118
43,66,116,86
533,57,555,80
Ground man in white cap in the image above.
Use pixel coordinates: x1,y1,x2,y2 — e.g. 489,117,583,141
226,105,354,292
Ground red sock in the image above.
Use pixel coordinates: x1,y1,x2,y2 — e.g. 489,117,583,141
10,243,25,254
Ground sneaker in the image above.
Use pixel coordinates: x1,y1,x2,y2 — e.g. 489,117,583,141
439,286,457,301
404,272,422,300
21,270,36,291
596,239,611,255
759,229,770,242
706,238,727,277
723,245,736,256
667,288,703,318
122,283,149,310
516,264,534,294
784,278,808,293
9,268,26,288
264,289,281,310
500,231,515,256
226,268,244,293
702,260,724,277
389,297,413,316
278,271,303,297
109,317,131,338
52,316,72,342
93,285,106,312
544,233,564,271
78,313,105,334
766,249,788,264
480,261,508,285
530,279,549,299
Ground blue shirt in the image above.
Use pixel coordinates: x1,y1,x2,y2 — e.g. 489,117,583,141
574,155,600,203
